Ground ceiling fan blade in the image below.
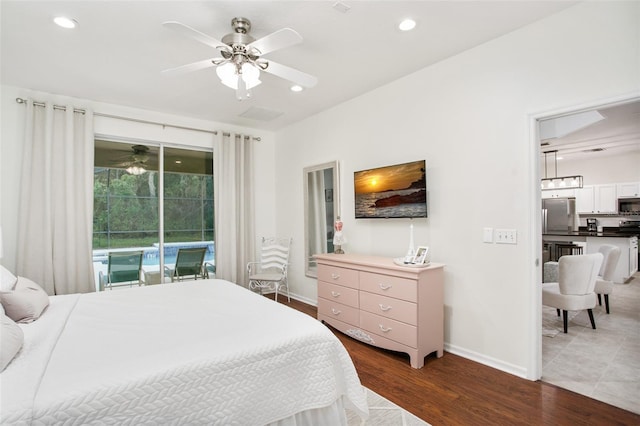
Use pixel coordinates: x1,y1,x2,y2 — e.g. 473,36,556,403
163,21,226,50
248,28,303,56
161,58,221,76
262,60,318,88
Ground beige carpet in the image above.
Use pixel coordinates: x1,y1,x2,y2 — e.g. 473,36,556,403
346,387,431,426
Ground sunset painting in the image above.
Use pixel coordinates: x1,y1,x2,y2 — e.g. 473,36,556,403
354,160,427,218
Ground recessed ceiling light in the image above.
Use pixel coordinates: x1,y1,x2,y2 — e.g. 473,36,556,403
54,16,77,29
290,85,303,93
399,19,416,32
175,160,182,164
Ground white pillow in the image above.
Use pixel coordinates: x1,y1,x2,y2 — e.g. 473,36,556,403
0,276,50,323
1,312,24,372
0,265,18,291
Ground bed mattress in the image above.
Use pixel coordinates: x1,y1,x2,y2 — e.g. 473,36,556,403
1,279,368,425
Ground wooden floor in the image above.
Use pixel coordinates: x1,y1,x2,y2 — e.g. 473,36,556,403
273,295,640,426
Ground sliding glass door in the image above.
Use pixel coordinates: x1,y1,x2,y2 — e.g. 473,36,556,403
93,140,213,289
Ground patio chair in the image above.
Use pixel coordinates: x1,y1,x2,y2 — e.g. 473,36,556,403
99,250,144,291
165,247,208,282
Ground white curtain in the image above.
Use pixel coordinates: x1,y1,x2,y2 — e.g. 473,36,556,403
308,170,327,261
214,132,255,286
16,101,95,295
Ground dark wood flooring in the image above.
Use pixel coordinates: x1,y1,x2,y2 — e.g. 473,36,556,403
272,295,640,426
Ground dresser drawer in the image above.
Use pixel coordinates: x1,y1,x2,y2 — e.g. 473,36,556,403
359,271,417,302
360,311,417,348
318,265,359,289
318,299,359,325
318,281,359,308
359,291,417,325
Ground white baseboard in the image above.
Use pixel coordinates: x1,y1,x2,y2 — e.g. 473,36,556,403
444,342,529,380
259,290,317,306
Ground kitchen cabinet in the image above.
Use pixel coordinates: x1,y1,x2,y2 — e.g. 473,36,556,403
576,184,617,214
586,236,638,283
316,253,445,369
541,189,576,199
617,182,640,198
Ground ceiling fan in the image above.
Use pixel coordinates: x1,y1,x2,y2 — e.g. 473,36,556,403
162,17,318,100
111,145,150,175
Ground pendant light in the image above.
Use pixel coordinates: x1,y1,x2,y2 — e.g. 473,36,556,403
541,150,583,190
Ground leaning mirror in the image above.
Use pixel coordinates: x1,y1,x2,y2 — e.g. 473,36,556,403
303,161,340,278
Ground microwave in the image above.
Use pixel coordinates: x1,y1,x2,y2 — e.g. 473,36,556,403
618,198,640,214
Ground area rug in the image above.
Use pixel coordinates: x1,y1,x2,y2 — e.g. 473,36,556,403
346,387,431,426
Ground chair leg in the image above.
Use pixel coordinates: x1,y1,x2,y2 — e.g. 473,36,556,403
556,308,561,317
597,293,602,306
562,310,568,333
587,309,596,329
604,295,610,314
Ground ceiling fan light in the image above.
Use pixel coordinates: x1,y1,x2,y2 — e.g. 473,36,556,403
126,165,146,175
241,63,261,89
216,63,237,88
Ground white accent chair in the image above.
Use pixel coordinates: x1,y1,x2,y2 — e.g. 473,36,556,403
247,237,292,302
594,244,621,314
542,253,603,333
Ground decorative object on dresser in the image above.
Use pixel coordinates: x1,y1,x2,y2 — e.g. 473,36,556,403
316,253,445,369
333,216,346,254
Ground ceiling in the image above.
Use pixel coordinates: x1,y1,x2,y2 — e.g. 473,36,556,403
539,100,640,162
1,1,579,132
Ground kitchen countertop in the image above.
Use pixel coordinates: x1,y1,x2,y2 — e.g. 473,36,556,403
543,227,639,238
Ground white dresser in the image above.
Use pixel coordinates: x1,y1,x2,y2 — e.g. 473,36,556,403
315,253,445,369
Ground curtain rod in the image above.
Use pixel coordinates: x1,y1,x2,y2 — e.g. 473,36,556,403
14,97,261,141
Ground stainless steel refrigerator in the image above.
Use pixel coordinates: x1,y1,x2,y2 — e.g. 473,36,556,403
542,197,578,233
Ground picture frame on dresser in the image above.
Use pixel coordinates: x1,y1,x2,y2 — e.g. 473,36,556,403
413,246,429,264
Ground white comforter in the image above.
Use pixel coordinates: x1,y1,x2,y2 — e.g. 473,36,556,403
1,280,368,425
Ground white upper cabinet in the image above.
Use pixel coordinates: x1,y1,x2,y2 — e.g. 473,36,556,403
541,189,576,199
576,184,617,213
617,182,640,198
576,186,595,213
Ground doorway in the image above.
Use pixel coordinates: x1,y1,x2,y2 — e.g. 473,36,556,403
535,97,640,414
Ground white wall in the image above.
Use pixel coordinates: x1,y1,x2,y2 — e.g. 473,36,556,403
0,85,277,273
551,152,640,185
275,1,640,378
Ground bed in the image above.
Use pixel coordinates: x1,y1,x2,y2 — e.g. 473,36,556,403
1,278,369,425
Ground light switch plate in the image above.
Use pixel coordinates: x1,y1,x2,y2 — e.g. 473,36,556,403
483,227,494,243
496,229,517,244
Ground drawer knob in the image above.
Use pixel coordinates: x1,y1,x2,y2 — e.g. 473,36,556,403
379,324,392,333
331,273,340,280
379,283,392,290
331,308,342,315
379,304,391,312
331,291,341,297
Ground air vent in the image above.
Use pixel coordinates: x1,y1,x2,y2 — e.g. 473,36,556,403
239,106,283,122
583,148,606,153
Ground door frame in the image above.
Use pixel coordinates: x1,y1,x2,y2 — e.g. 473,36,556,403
527,92,640,380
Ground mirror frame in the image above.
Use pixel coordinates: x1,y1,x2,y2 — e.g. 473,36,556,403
303,161,340,278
